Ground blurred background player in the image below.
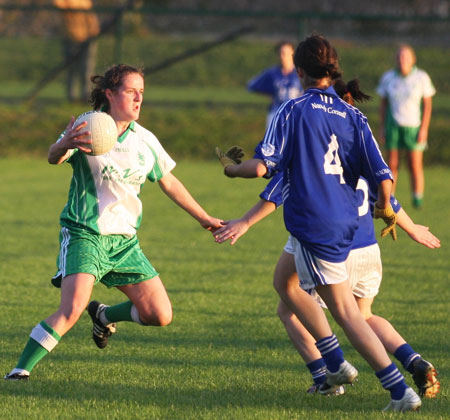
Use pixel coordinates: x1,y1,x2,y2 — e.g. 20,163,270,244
377,44,436,208
53,0,100,102
247,41,303,127
218,34,422,412
4,64,223,381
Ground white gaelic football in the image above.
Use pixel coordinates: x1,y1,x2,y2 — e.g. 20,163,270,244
74,111,118,156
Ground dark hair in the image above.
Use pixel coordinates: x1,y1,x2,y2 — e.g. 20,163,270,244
90,64,144,111
333,78,371,106
293,34,341,81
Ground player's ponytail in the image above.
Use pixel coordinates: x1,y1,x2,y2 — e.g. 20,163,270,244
334,78,371,106
90,64,144,112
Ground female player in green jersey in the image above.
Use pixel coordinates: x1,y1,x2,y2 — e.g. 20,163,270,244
5,64,223,380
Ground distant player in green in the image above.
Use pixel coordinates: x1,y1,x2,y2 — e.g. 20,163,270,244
377,44,435,208
4,64,223,380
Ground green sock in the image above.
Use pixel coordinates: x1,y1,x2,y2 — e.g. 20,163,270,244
16,321,61,372
104,301,134,323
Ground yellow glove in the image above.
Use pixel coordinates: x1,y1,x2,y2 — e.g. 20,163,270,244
374,203,397,240
215,146,244,169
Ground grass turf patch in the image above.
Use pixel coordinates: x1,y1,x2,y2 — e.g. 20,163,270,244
0,159,448,419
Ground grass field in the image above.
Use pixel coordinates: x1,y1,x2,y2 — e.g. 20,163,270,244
0,159,448,420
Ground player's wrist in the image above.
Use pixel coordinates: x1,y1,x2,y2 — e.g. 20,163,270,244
375,201,389,210
224,165,236,178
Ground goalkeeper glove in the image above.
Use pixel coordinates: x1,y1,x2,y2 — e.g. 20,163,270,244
215,146,244,171
374,203,397,240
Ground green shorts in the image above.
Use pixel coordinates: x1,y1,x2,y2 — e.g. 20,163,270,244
385,108,426,151
51,225,159,288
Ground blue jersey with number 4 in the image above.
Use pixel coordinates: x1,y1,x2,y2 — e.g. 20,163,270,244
261,173,401,251
254,86,393,262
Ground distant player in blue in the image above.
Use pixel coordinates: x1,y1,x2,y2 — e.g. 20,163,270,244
218,35,422,411
247,41,303,127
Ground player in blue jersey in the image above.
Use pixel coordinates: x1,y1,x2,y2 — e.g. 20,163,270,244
218,35,422,411
4,64,223,381
216,78,440,402
247,41,303,127
214,168,440,400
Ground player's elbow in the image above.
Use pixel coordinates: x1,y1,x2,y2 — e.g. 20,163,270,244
255,163,268,178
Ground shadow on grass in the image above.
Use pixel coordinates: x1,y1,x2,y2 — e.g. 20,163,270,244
0,375,392,415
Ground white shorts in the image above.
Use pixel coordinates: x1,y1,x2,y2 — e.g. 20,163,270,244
284,236,382,299
346,243,382,299
284,236,348,291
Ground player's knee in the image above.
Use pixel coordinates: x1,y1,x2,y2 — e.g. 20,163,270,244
360,309,373,321
276,302,291,324
155,309,172,327
388,158,399,171
140,306,172,326
329,303,361,328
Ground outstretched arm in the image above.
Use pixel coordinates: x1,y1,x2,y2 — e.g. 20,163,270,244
396,208,440,249
214,199,277,245
224,158,268,178
158,172,223,231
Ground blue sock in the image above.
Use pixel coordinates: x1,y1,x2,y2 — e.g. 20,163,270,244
315,334,344,373
306,358,326,385
394,343,420,374
376,362,408,400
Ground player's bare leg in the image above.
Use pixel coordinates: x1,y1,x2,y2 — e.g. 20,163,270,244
356,296,406,354
5,273,95,380
356,296,439,398
316,282,392,371
117,276,172,326
278,299,345,395
273,251,357,394
86,277,172,349
273,251,333,340
408,150,424,207
278,299,320,363
46,273,96,336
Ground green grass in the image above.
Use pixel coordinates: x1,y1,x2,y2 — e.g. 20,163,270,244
0,159,448,420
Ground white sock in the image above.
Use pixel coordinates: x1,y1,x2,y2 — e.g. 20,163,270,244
99,307,111,326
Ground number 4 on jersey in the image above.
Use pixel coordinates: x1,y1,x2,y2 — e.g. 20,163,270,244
324,134,345,184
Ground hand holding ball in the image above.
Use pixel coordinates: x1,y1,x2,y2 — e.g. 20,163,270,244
74,111,118,156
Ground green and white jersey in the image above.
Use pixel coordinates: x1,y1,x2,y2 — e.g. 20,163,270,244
59,121,176,235
376,67,436,127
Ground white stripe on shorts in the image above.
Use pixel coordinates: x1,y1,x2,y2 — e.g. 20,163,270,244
58,227,71,279
289,236,348,290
